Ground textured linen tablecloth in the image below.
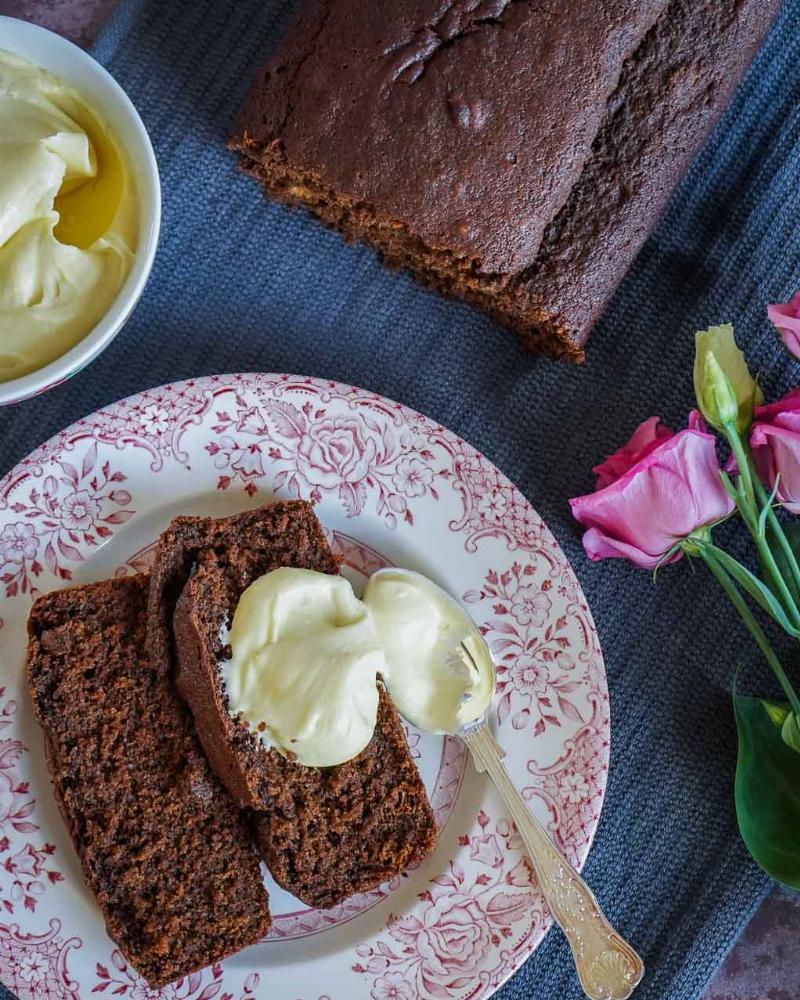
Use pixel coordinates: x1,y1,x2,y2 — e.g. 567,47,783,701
1,1,799,997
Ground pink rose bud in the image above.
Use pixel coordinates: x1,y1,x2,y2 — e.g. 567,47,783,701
750,388,800,514
768,293,800,359
570,424,734,569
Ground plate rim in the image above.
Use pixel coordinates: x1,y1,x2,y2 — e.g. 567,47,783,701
0,372,609,1000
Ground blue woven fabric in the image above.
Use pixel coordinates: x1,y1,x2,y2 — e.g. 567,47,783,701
2,1,799,997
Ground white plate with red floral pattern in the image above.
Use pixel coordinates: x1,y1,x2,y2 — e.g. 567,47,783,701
0,374,609,1000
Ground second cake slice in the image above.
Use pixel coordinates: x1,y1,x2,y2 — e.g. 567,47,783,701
27,576,270,987
151,501,437,908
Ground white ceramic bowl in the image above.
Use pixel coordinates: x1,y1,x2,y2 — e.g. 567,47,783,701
0,16,161,406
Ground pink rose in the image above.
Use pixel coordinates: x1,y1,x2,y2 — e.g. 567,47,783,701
592,413,708,491
570,423,734,568
750,389,800,513
408,893,492,980
592,417,673,489
296,417,377,489
768,292,800,359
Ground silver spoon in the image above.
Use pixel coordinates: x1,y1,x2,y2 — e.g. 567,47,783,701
370,568,644,1000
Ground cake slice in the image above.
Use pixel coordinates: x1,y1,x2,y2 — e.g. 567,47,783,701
231,0,780,358
26,576,270,989
152,501,437,908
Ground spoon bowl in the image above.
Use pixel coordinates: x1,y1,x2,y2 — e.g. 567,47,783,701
366,566,496,733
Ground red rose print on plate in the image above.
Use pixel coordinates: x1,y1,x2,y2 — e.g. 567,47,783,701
355,814,542,1000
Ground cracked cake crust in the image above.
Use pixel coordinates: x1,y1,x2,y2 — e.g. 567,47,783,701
234,0,667,274
231,0,780,358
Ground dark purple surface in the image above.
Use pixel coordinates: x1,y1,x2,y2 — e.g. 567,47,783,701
0,0,118,47
0,2,798,998
704,888,800,1000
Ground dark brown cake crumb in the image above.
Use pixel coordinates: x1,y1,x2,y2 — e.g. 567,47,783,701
249,683,439,908
26,576,271,989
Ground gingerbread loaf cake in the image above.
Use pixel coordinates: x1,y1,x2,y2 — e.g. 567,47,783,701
26,576,270,989
231,0,781,359
153,501,437,908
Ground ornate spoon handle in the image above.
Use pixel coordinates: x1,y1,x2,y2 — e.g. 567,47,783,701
463,722,644,1000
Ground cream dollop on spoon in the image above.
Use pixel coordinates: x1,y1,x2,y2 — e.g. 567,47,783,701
368,567,645,1000
362,567,495,733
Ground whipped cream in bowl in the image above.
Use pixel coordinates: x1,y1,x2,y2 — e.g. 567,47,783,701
220,565,496,768
0,18,160,404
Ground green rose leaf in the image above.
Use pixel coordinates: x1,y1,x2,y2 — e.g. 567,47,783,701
734,694,800,888
770,521,800,607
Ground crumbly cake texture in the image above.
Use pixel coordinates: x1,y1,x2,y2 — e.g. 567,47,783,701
248,685,437,908
26,576,270,989
231,0,780,360
167,506,438,908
